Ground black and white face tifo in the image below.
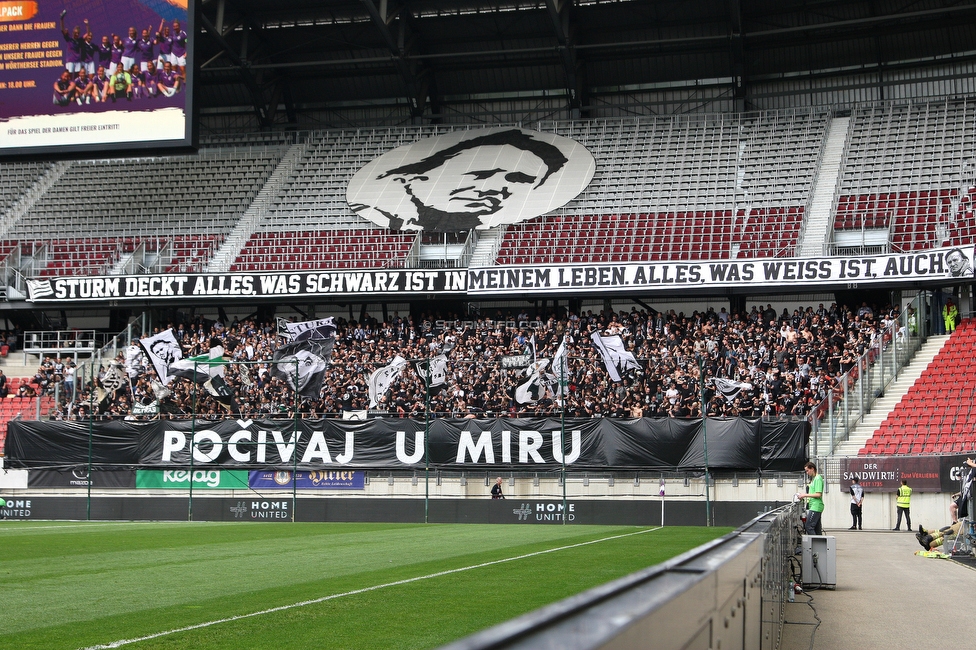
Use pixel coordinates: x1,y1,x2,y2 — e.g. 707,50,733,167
346,128,595,233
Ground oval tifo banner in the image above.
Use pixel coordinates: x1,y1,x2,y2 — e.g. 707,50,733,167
346,127,596,232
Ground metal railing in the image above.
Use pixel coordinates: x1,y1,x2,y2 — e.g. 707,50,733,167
808,292,932,456
67,314,148,406
23,330,98,359
439,501,802,650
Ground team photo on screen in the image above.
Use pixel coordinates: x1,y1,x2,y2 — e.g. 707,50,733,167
0,0,192,155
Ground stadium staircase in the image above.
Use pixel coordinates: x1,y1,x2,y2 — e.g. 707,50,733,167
469,228,505,267
828,332,950,456
207,142,308,273
797,116,849,257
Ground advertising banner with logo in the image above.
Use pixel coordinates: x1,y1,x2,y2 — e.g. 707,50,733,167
839,456,942,492
136,469,249,489
6,417,808,471
28,468,135,488
0,0,194,157
248,470,365,490
940,454,976,492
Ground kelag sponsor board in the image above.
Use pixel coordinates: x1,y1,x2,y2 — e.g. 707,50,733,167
249,470,365,490
1,0,193,156
136,469,248,489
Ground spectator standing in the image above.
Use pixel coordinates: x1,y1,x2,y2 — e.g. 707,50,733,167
491,477,504,499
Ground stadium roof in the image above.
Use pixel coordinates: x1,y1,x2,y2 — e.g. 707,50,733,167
196,0,976,129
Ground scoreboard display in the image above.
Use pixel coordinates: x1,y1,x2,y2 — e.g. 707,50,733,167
0,0,193,157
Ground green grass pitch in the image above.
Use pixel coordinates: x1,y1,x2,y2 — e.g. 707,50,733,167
0,521,730,649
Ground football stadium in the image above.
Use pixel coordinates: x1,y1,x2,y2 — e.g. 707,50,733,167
1,0,975,648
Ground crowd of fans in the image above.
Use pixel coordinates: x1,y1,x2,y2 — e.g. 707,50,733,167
28,301,902,421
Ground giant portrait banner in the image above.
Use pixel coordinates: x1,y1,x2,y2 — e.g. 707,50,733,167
24,245,975,302
1,0,193,156
4,417,809,472
346,127,596,232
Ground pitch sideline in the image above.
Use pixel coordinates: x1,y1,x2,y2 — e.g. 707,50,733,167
82,525,664,649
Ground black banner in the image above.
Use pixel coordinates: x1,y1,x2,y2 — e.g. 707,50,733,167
4,417,808,471
26,269,468,302
940,454,976,492
28,469,136,488
467,246,976,295
25,245,976,303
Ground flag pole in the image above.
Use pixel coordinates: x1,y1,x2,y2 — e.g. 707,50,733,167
86,363,94,521
560,341,567,525
424,354,431,525
189,358,197,522
292,359,299,523
699,354,711,527
660,477,665,527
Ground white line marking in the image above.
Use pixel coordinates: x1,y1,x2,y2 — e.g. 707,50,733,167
82,526,662,649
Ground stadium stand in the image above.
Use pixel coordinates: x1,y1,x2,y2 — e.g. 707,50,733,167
0,101,972,274
232,229,415,271
4,147,284,276
860,318,976,456
227,109,828,270
0,376,55,457
0,162,54,216
832,98,976,252
499,109,829,263
54,300,890,423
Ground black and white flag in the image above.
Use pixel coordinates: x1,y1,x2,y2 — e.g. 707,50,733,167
414,355,448,388
101,364,127,394
515,358,554,404
276,317,292,340
168,343,227,384
713,377,753,402
204,375,238,413
272,318,337,398
138,329,183,385
123,344,145,379
590,331,639,382
552,338,569,398
368,355,408,408
285,317,337,342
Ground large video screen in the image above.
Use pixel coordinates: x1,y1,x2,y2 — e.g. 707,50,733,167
0,0,193,157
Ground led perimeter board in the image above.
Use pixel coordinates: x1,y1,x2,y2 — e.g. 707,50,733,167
0,0,194,157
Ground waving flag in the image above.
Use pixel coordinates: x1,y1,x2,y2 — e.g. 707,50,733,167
139,329,183,385
368,356,408,408
713,377,753,402
272,318,337,398
516,358,555,404
590,331,639,382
